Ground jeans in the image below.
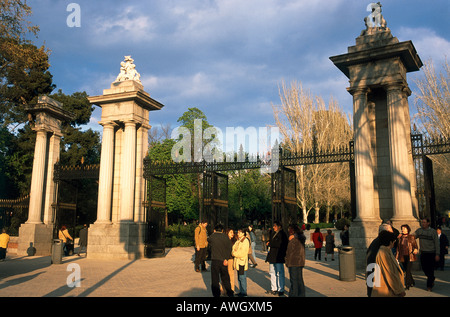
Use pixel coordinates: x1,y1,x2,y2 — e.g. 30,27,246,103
237,265,247,295
269,263,285,292
288,266,305,297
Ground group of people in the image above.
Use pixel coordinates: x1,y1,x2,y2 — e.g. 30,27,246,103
194,220,307,297
58,224,88,257
366,218,449,297
194,221,260,297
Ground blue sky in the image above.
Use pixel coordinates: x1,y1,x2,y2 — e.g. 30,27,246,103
28,0,449,139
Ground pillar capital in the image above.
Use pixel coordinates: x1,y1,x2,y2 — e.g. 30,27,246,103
384,81,407,92
347,86,369,96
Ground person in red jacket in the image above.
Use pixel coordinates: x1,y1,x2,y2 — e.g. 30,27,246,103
312,228,324,261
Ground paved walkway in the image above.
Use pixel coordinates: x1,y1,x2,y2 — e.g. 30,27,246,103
0,247,449,298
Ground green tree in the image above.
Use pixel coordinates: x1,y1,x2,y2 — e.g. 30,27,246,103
228,169,271,226
175,107,215,220
50,90,100,165
148,139,197,222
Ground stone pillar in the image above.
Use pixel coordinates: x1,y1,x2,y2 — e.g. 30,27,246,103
96,122,115,224
18,96,74,256
386,84,415,222
43,133,62,225
350,88,378,222
87,57,164,259
120,121,137,222
134,123,150,223
330,23,422,268
27,129,48,224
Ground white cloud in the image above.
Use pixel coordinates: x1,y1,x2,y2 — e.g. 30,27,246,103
397,27,450,64
91,6,155,45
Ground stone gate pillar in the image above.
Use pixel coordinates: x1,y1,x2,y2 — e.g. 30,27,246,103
18,96,74,256
330,6,423,268
87,56,164,260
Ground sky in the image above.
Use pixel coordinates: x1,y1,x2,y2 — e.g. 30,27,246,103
27,0,450,148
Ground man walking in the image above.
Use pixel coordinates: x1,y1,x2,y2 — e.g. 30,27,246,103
414,218,440,291
208,223,234,297
77,224,88,256
194,220,208,272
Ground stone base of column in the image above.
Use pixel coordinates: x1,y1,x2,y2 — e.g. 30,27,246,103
17,223,54,256
87,222,146,260
349,219,381,269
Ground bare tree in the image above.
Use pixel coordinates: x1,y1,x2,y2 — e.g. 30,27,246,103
148,123,172,147
413,58,449,138
273,81,353,223
413,58,450,214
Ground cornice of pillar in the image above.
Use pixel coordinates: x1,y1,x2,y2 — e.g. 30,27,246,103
140,123,151,131
99,121,118,129
123,120,137,128
347,86,370,96
384,81,406,92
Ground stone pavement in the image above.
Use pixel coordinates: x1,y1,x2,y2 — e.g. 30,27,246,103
0,246,449,298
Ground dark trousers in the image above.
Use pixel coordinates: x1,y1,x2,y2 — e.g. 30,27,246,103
420,252,436,288
436,252,446,270
211,260,233,297
288,266,305,297
401,256,415,287
195,247,207,270
0,248,6,260
314,248,321,260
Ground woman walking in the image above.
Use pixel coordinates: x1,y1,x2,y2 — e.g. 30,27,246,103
232,228,250,297
312,228,324,261
325,229,335,261
396,224,418,289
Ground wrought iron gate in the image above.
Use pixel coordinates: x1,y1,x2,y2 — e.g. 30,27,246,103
411,132,450,227
271,167,298,230
143,175,166,258
202,171,229,230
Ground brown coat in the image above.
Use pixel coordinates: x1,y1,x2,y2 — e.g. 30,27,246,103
285,235,305,267
372,246,405,297
396,234,418,262
194,225,208,248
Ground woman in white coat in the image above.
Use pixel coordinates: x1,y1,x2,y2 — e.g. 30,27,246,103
232,228,250,297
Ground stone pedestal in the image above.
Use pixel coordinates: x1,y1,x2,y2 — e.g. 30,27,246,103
330,27,423,268
86,222,146,260
17,96,74,256
87,61,164,260
17,223,54,256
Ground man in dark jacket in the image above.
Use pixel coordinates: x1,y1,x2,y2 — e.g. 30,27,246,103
208,223,234,297
77,224,88,257
265,221,288,296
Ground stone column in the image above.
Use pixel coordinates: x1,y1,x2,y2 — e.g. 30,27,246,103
134,123,150,223
386,84,414,222
43,133,62,225
120,121,137,222
27,129,48,224
351,87,378,221
96,122,115,224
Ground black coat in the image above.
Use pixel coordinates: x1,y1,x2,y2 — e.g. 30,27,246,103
208,232,232,261
79,228,88,246
266,229,288,263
